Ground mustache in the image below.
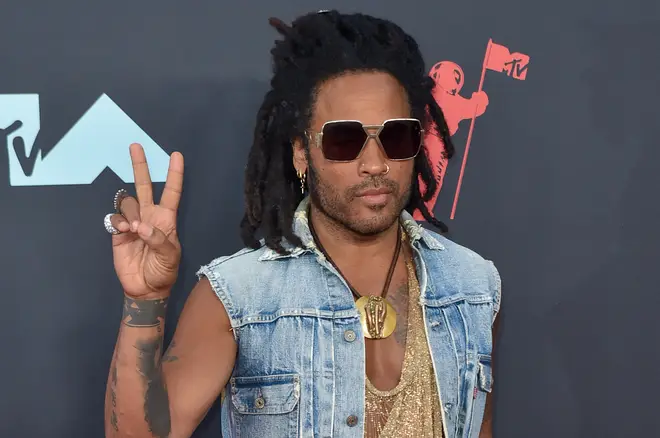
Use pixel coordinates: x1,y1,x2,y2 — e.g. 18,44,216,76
347,177,399,198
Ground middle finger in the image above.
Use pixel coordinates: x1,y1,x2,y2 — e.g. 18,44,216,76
130,143,154,208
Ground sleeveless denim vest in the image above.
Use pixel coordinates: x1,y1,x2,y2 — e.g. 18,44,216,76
197,198,501,438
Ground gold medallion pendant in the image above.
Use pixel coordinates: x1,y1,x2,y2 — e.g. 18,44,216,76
307,208,405,341
356,295,397,339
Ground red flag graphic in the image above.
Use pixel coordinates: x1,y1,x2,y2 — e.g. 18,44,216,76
449,39,529,219
484,40,530,80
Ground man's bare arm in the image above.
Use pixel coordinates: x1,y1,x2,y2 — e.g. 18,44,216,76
104,278,236,438
480,386,494,437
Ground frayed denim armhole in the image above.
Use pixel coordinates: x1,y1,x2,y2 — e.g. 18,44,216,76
196,263,238,341
487,260,502,325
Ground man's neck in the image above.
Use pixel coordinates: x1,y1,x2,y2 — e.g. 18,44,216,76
308,205,401,266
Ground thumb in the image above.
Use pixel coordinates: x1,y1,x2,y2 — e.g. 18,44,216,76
136,222,176,258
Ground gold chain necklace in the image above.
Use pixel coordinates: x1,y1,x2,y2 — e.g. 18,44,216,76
308,214,404,340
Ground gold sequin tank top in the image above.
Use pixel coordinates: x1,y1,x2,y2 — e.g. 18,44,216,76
364,259,444,438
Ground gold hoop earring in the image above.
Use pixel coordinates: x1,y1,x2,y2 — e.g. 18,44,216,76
297,169,307,194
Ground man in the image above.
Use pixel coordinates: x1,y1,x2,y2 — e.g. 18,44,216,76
104,10,500,438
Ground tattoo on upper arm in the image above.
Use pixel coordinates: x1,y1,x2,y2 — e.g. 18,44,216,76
122,297,168,328
135,336,171,438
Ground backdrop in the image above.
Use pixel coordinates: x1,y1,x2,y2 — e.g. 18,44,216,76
1,1,658,437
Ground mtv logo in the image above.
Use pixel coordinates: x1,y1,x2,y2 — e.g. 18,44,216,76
0,93,169,186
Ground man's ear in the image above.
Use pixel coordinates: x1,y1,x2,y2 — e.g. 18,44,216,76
292,137,308,174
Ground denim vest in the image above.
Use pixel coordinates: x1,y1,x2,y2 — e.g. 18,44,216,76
197,198,501,438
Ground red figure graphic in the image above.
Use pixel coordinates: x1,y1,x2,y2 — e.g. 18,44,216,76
414,39,530,221
413,61,489,221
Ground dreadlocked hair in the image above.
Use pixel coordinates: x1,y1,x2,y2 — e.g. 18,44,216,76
240,10,455,254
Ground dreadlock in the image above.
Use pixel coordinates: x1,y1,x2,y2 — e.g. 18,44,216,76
240,10,455,254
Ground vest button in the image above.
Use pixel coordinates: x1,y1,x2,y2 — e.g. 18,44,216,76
254,397,265,409
343,330,356,342
346,415,358,427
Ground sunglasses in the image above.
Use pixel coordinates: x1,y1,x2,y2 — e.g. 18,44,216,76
306,118,424,162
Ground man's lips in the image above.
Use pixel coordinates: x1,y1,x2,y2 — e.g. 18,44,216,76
356,187,392,197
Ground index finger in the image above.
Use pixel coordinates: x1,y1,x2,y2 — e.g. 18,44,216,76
159,151,184,211
130,143,154,207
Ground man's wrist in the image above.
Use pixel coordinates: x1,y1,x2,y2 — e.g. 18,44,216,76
121,294,169,327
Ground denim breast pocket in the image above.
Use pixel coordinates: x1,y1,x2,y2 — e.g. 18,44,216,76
230,373,301,437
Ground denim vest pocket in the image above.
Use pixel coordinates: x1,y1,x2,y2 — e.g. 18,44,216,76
476,354,493,393
230,373,301,437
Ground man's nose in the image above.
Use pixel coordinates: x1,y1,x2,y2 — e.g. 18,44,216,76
357,134,388,176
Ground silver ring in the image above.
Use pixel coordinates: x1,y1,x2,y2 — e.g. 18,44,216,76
113,189,129,213
104,213,121,235
383,164,390,175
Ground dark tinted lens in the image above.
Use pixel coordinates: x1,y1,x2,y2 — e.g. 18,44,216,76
379,119,422,159
321,121,367,161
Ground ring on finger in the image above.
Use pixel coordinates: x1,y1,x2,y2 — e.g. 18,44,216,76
113,189,130,213
104,213,121,235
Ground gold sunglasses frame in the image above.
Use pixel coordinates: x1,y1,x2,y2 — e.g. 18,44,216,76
305,118,424,162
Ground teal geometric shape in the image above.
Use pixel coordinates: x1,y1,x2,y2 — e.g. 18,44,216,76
1,93,169,186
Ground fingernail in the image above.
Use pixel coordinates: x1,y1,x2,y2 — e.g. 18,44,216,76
131,221,139,232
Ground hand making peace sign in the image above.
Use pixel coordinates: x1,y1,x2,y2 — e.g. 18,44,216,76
105,143,184,299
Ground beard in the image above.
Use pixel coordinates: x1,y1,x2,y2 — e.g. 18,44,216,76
306,161,412,237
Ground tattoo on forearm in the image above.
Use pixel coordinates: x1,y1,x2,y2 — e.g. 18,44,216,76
135,336,171,438
110,362,119,432
122,297,168,327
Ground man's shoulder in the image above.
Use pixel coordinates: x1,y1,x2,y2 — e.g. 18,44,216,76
196,242,277,277
195,240,308,280
195,242,316,323
419,227,491,266
419,227,501,307
199,245,265,270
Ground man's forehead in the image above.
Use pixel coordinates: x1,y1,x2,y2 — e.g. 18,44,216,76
316,71,403,97
312,72,410,124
